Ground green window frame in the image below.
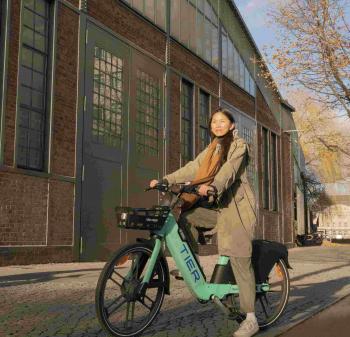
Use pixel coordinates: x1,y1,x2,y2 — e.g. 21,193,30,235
181,79,193,165
17,0,51,171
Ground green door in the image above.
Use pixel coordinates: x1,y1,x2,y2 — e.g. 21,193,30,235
81,23,164,260
81,24,129,260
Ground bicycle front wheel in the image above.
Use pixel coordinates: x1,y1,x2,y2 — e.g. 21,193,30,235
95,243,167,337
255,258,290,329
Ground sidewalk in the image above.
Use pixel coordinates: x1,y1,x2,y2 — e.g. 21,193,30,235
1,246,350,337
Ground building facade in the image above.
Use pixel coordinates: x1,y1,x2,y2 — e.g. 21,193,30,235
0,0,297,265
316,180,350,240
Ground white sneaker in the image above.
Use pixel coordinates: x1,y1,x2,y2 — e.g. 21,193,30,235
233,316,259,337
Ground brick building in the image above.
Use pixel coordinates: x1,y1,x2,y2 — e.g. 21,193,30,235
0,0,298,266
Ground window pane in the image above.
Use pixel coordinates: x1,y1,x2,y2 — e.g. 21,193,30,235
92,46,124,149
249,74,254,96
24,0,35,10
196,12,204,57
170,0,180,38
222,32,228,76
262,128,270,209
181,80,193,165
199,90,210,151
156,0,166,29
233,46,239,84
245,67,250,92
17,0,51,170
239,57,245,88
189,1,197,51
211,24,218,69
133,0,144,12
204,19,211,62
271,133,278,211
23,8,34,28
228,39,234,81
22,26,34,45
145,0,155,21
136,69,160,156
180,0,190,47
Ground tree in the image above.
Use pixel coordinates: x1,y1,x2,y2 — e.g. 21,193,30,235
261,0,350,118
289,90,350,182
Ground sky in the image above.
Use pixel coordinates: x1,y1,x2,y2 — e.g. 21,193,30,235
234,0,275,51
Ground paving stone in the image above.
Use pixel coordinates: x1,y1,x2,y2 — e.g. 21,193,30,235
1,247,350,337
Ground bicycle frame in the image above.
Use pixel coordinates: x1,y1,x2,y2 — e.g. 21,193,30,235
140,211,269,301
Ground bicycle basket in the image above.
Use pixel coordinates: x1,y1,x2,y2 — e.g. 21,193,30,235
115,206,170,231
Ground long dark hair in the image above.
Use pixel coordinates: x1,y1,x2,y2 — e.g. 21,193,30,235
209,108,236,163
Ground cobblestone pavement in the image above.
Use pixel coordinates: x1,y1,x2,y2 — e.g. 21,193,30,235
1,246,350,337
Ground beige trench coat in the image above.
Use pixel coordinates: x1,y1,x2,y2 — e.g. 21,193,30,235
164,131,256,257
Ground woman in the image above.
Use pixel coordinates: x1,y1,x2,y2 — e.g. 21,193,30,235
149,108,258,337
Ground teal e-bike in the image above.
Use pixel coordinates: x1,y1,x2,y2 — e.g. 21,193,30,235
95,182,291,337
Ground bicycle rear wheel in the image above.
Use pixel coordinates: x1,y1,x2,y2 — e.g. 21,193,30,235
255,258,290,329
95,243,167,337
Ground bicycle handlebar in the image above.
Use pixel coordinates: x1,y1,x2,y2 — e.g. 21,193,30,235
145,181,217,198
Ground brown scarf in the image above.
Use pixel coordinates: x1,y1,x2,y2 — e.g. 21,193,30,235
180,137,223,211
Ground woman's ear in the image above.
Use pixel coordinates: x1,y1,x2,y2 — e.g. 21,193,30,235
229,123,235,131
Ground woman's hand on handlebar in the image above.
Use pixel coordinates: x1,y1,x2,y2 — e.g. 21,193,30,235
149,179,159,188
197,185,215,197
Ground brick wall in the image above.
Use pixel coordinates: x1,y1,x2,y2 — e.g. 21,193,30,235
170,40,219,95
0,2,77,265
222,77,255,119
0,171,47,246
0,1,296,265
88,0,166,63
256,88,280,133
50,4,79,177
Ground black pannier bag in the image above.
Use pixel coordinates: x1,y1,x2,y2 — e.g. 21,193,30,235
251,239,291,283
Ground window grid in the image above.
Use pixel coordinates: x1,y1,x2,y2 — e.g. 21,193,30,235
181,80,193,165
262,127,270,209
221,26,256,97
136,69,160,156
92,46,123,149
17,0,50,170
242,126,255,185
123,0,166,30
124,0,256,97
199,90,210,152
271,133,278,211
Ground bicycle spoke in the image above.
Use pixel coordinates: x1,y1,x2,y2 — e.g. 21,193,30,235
109,276,122,288
137,298,152,311
113,269,126,281
259,297,269,318
107,298,127,317
144,294,155,305
105,294,124,310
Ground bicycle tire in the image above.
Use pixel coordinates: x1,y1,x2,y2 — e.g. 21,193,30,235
256,258,290,329
95,243,167,337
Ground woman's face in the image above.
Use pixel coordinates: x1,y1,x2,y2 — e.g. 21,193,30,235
210,112,235,137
